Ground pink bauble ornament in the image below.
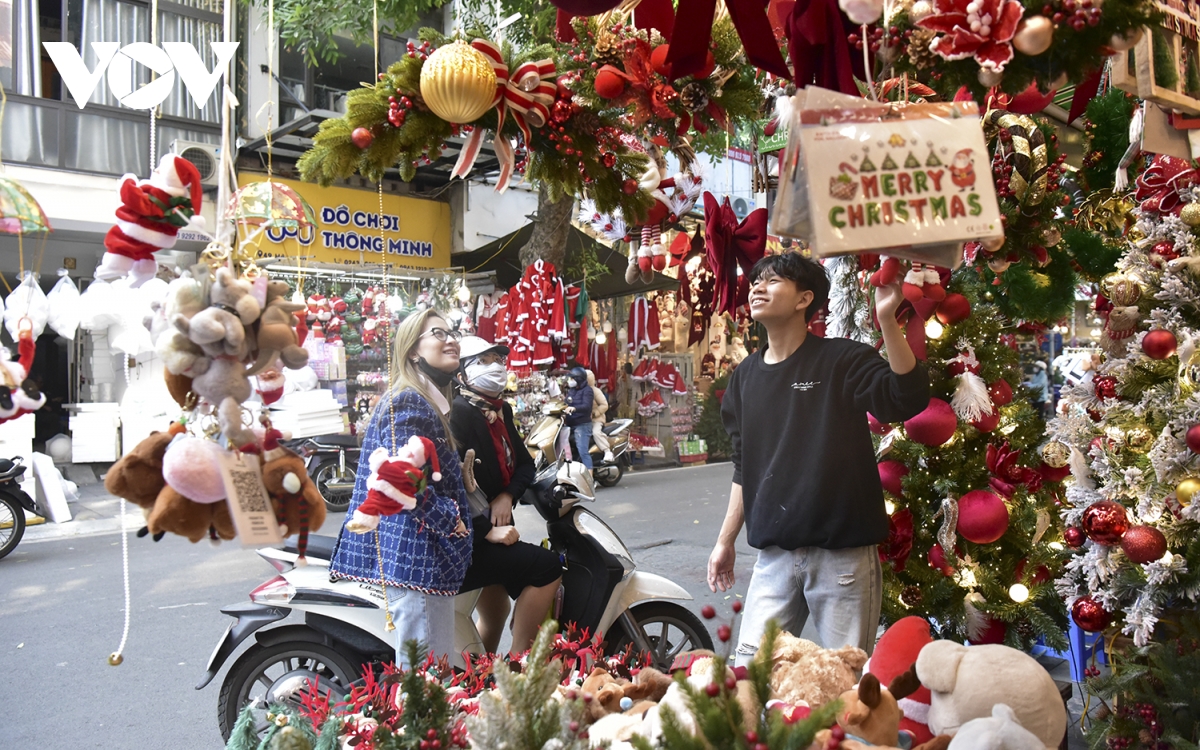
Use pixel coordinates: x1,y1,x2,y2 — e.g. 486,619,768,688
1071,596,1112,632
957,490,1009,543
1120,525,1167,564
878,460,909,497
1142,329,1178,360
1081,500,1130,545
162,437,226,503
971,409,1001,433
904,398,957,446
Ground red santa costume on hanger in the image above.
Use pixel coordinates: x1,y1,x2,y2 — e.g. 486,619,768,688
98,153,205,287
627,296,661,353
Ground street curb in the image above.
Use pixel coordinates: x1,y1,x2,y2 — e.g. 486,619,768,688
20,515,134,543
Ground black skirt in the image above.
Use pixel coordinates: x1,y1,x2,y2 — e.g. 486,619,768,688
459,538,563,599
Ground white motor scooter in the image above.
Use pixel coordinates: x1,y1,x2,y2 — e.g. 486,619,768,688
201,460,711,741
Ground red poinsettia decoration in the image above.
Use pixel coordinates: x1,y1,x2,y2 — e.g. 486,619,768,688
986,441,1043,497
917,0,1025,72
880,507,915,572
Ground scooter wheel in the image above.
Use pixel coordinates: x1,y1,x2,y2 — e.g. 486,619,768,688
0,493,26,560
594,459,624,488
313,458,356,513
217,639,359,741
607,601,714,670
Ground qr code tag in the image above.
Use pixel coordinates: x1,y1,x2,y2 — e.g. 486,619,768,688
217,451,282,547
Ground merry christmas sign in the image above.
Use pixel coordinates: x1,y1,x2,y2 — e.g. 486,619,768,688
799,101,1002,264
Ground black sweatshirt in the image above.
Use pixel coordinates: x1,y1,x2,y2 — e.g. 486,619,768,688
721,335,929,550
450,396,536,542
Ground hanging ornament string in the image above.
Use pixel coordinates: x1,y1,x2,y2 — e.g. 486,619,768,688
107,498,132,666
861,23,878,101
150,0,159,167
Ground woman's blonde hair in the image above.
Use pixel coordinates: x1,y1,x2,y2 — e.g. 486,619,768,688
388,307,455,438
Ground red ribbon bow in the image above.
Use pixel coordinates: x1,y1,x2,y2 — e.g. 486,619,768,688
703,192,768,317
452,40,556,193
1134,155,1197,215
786,0,859,95
667,0,790,80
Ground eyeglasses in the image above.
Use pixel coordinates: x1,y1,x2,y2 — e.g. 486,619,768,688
420,328,462,343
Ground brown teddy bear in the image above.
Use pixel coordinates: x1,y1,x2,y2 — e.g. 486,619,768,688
770,631,868,709
104,431,172,510
146,484,236,543
247,280,308,376
578,666,673,724
260,433,326,563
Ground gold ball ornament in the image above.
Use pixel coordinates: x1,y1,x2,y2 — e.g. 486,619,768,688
1041,441,1070,468
108,652,124,666
1013,16,1054,56
1110,28,1143,52
1176,477,1200,507
981,234,1006,252
1181,202,1200,228
978,68,1004,87
1125,426,1154,452
910,0,934,20
989,258,1012,274
419,41,498,124
1101,273,1143,307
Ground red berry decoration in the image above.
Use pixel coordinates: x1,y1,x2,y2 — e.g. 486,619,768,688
1064,526,1086,548
745,731,759,744
988,379,1013,407
1142,329,1177,360
1071,595,1112,632
731,600,743,613
717,624,732,642
705,682,720,697
1082,500,1130,545
957,489,1010,544
1093,375,1118,400
351,126,374,149
1120,525,1167,564
904,398,957,446
700,604,715,619
1186,424,1200,453
725,676,737,690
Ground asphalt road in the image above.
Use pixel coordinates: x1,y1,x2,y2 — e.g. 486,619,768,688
0,462,770,749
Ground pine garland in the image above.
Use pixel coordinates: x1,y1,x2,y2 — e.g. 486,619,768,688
1080,90,1138,195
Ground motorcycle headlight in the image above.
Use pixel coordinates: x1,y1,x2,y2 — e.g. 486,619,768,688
249,575,296,605
573,512,634,573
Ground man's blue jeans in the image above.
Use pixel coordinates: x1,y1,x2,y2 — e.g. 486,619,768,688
570,422,594,469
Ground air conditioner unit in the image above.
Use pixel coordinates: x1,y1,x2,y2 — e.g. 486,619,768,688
731,196,751,219
170,140,220,188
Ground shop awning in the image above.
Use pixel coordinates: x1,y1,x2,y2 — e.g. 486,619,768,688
456,224,678,299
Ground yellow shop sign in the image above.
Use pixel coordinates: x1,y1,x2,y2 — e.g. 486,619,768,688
236,175,451,268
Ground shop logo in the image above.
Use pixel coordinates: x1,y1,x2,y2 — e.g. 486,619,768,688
43,41,240,111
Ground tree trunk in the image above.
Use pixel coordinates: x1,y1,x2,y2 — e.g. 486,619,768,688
519,183,573,268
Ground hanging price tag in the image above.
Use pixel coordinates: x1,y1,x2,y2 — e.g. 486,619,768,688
217,451,283,547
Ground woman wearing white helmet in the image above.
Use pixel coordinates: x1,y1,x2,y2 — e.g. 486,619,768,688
450,336,563,654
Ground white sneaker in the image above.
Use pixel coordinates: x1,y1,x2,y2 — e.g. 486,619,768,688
603,451,615,464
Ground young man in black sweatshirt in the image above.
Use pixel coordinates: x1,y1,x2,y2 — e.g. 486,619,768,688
707,252,929,665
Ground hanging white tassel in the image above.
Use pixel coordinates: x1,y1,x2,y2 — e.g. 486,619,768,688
952,370,993,422
964,592,989,642
1069,445,1094,489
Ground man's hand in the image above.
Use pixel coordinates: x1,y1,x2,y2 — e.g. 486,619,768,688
707,541,736,592
486,525,519,545
490,493,514,526
875,280,905,321
565,406,576,414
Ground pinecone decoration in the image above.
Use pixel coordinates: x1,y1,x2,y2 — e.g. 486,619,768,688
1015,620,1036,640
907,28,939,70
573,110,601,134
900,585,923,607
593,37,622,68
680,82,709,113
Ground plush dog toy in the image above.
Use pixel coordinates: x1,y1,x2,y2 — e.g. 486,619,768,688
174,267,261,357
346,436,442,533
246,280,308,376
104,431,172,510
146,484,236,544
916,641,1066,749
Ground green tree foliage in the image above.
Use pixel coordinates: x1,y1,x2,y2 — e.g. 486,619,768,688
248,0,450,65
696,373,732,460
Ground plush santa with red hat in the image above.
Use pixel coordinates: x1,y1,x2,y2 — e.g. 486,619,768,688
866,616,936,745
98,153,206,287
346,435,442,533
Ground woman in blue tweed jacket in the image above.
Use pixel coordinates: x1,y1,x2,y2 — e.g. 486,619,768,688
328,309,472,668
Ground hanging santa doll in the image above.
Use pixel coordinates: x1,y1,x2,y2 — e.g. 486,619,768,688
345,436,442,533
97,153,205,287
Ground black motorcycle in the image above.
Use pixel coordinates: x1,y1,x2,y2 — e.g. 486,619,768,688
0,457,40,560
292,436,360,513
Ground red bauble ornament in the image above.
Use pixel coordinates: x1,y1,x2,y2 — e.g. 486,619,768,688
602,152,617,169
928,544,955,575
650,44,673,77
1081,500,1130,545
988,379,1013,407
1064,526,1085,548
936,293,972,325
1187,425,1200,453
971,409,1001,433
1152,240,1180,261
945,359,969,377
1094,375,1118,400
351,127,374,149
878,460,909,497
594,69,626,99
968,616,1008,645
1142,329,1178,360
904,398,957,446
1071,595,1111,632
867,413,893,436
1120,525,1167,563
621,179,638,195
957,489,1010,543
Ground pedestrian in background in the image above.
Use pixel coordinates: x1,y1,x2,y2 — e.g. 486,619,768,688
563,366,594,470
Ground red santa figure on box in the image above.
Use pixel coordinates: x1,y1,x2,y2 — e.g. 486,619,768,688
98,153,206,286
345,435,442,533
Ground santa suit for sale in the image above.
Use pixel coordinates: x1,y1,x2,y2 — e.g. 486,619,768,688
627,296,661,353
98,153,205,287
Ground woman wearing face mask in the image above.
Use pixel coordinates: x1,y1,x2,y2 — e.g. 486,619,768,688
564,366,595,470
450,337,563,654
328,310,472,669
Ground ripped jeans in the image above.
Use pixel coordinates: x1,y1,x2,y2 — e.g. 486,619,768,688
733,545,881,668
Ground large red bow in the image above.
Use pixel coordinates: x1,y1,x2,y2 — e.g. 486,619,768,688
786,0,858,95
703,192,767,317
451,40,556,193
667,0,790,80
1135,155,1197,215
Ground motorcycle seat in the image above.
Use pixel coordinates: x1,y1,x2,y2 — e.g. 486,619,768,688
600,423,624,436
283,534,337,560
0,458,25,481
312,434,360,448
